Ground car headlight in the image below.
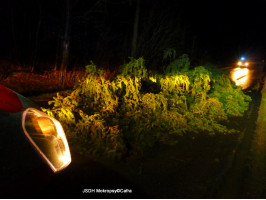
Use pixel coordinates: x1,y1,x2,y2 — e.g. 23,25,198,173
22,108,71,173
237,61,242,66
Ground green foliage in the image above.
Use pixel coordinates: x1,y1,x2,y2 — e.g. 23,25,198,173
164,54,190,74
43,57,251,159
85,61,104,75
121,57,147,78
76,112,127,158
141,93,168,112
115,75,141,112
209,74,252,117
160,75,190,94
188,66,211,102
163,48,177,62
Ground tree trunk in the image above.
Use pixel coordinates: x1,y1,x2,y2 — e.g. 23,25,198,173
131,0,140,58
60,0,71,87
10,8,19,62
32,1,42,72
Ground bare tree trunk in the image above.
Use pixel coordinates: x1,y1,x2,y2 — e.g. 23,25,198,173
10,8,19,62
60,0,71,87
131,0,140,58
54,39,60,71
32,0,42,72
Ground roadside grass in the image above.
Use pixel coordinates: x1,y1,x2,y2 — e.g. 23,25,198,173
250,76,266,197
0,69,86,95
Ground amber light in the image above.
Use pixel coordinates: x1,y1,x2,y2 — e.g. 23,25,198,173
22,108,71,173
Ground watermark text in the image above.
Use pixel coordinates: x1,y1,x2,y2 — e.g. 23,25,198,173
82,188,132,194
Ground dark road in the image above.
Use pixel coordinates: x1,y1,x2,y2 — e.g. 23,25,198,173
1,148,147,198
36,149,148,199
213,90,262,198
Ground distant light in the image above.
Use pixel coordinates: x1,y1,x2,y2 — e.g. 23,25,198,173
240,57,245,61
245,62,249,66
231,67,249,88
238,61,242,66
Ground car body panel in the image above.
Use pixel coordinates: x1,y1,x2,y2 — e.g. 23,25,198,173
0,84,70,190
0,85,23,113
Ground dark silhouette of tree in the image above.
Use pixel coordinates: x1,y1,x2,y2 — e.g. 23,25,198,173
31,0,42,70
0,0,191,71
58,0,71,86
133,0,188,69
131,0,140,58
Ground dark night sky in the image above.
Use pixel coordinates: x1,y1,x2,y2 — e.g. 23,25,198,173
185,0,266,63
0,0,265,68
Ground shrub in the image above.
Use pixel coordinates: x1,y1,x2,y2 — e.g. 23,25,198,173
164,53,190,74
209,74,252,117
43,57,251,158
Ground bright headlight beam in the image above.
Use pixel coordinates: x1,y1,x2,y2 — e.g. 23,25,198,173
22,108,71,173
231,67,249,88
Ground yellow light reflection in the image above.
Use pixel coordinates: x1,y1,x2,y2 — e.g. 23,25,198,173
231,67,250,89
59,154,69,165
53,119,72,169
37,117,57,136
149,76,157,83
